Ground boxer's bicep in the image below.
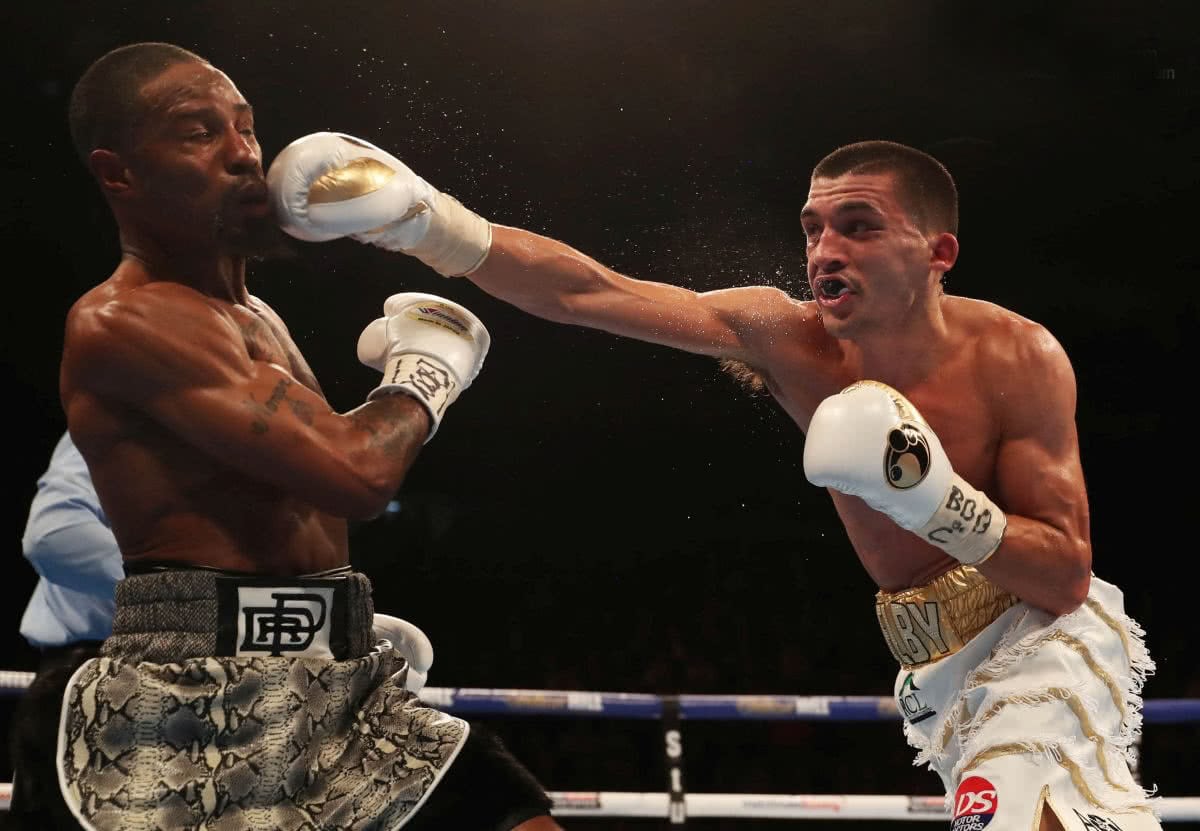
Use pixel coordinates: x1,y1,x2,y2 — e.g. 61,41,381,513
70,296,405,516
992,331,1090,546
158,362,427,517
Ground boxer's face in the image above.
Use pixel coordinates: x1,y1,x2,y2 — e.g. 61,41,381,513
122,60,278,255
801,172,937,339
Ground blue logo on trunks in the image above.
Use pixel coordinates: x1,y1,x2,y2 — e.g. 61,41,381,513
898,672,936,724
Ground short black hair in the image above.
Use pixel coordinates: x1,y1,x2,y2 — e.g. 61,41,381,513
812,140,959,235
68,42,208,165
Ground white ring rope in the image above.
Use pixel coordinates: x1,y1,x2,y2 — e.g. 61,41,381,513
548,793,1200,821
0,784,1196,820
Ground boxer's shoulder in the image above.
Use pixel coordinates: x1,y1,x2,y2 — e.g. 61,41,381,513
942,296,1066,372
245,293,288,329
706,285,823,349
943,295,1052,339
64,279,258,397
941,297,1075,429
69,277,224,335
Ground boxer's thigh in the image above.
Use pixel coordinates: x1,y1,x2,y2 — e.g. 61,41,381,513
8,645,99,829
405,721,554,831
951,753,1160,831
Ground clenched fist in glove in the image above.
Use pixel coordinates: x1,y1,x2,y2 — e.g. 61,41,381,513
267,131,492,277
373,613,434,694
804,381,1006,566
357,292,490,440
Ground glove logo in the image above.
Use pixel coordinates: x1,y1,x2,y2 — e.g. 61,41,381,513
885,423,931,489
409,305,471,339
399,358,456,411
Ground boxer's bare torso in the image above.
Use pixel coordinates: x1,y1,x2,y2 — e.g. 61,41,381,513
59,59,435,578
754,294,1059,590
62,263,349,575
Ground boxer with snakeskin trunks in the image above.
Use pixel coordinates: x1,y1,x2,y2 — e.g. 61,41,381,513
264,132,1162,830
56,42,559,831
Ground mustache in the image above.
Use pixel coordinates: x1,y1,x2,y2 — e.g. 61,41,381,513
225,176,269,207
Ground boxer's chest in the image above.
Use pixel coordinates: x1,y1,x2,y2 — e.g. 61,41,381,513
893,374,1001,495
229,306,324,397
770,354,1001,491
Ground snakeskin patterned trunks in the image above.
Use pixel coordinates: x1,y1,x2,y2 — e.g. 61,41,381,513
57,568,468,831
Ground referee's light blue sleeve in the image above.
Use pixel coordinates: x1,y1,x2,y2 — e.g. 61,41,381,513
21,433,123,592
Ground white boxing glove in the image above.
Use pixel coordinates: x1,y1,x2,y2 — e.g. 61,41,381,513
357,292,490,440
373,613,434,693
266,131,492,277
803,381,1006,566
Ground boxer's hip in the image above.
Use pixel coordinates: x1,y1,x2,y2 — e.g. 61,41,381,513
104,563,376,663
875,564,1020,670
59,566,468,831
883,572,1157,824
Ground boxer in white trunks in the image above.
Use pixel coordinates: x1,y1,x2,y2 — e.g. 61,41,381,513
266,132,1162,830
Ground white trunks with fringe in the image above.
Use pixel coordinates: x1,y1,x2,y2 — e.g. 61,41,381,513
56,568,467,831
878,566,1161,831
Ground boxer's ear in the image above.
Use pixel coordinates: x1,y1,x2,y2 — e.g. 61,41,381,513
90,148,132,197
929,231,958,276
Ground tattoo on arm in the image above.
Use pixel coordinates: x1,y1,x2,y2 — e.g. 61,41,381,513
346,396,430,456
287,397,315,425
264,378,292,413
247,378,315,433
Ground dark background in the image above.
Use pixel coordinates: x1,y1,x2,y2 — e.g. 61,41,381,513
3,1,1198,828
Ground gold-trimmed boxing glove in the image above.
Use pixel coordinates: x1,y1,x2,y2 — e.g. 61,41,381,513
267,131,492,277
356,292,490,441
803,381,1006,565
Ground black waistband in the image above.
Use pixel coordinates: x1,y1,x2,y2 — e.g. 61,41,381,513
123,559,354,580
105,568,375,662
40,641,104,661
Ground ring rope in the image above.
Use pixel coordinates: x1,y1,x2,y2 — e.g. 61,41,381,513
2,672,1198,722
3,674,1196,819
0,784,1196,820
546,792,1200,821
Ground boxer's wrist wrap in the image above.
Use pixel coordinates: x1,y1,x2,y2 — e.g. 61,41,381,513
915,473,1007,566
407,191,492,277
367,353,459,440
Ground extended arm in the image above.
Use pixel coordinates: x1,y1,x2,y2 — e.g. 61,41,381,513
267,131,802,365
468,225,796,361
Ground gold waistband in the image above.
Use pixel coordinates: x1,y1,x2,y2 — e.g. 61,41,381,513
875,564,1019,670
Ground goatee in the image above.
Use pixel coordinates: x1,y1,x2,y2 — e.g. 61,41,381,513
213,211,297,260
